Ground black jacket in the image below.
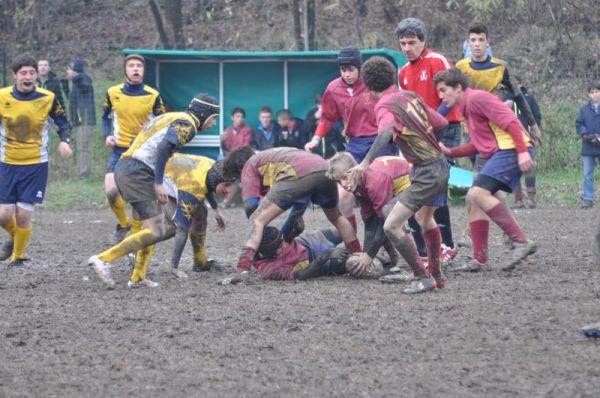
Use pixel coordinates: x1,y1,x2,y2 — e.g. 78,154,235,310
37,71,66,109
69,72,96,126
251,122,282,151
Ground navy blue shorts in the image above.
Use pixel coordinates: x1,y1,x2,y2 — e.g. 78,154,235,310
477,148,535,193
106,146,129,173
346,135,397,164
0,162,49,204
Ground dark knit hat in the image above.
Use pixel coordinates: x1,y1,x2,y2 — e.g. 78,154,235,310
70,59,84,73
187,93,219,130
337,47,362,69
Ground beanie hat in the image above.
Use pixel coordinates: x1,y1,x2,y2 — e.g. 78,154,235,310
70,59,84,73
337,47,362,69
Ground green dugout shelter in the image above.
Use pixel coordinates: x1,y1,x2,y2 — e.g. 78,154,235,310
122,48,407,158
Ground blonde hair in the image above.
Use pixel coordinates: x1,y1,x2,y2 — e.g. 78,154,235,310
326,152,357,180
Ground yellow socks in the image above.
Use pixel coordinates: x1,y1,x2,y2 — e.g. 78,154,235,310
190,231,207,266
109,194,130,228
12,225,32,261
131,244,155,283
1,217,17,239
131,218,142,235
98,228,156,263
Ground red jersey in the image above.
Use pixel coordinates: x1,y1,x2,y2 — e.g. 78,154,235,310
223,123,253,151
317,76,378,138
398,48,461,123
241,147,328,199
459,88,532,159
375,86,448,165
357,156,412,219
250,239,310,280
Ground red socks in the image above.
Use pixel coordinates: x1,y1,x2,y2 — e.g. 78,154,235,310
470,220,489,264
424,227,442,276
485,203,527,244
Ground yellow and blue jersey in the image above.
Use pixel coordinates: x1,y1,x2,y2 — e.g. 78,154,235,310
102,82,165,148
164,153,215,230
0,86,70,165
455,56,511,95
122,111,198,170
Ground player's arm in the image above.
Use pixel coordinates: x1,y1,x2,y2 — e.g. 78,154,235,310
205,191,225,230
49,97,72,158
305,90,338,151
153,95,166,116
101,93,115,147
503,68,542,143
294,247,349,281
345,129,393,191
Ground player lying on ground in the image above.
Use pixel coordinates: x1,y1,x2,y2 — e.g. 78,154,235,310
434,68,537,272
127,153,240,286
221,226,350,283
87,93,219,288
327,153,415,281
346,56,451,294
221,146,361,281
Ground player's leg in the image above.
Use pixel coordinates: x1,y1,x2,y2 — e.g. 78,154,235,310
416,205,445,287
105,172,131,245
525,172,536,208
0,204,16,261
189,204,209,272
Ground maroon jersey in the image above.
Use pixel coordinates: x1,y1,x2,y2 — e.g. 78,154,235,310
252,239,310,280
357,156,412,219
223,123,253,151
241,147,328,199
375,86,448,165
317,76,378,138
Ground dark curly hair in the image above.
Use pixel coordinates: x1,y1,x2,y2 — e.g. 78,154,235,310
361,56,396,93
222,145,255,180
258,226,283,258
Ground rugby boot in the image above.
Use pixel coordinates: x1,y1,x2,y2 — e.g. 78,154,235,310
7,258,28,268
501,240,538,271
379,269,413,284
192,260,211,272
580,322,600,338
511,200,525,209
440,244,458,267
0,239,13,261
402,276,437,294
432,272,448,289
110,223,131,245
170,267,188,279
127,278,159,288
87,255,115,288
449,258,485,273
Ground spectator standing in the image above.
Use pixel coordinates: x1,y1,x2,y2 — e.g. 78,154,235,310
251,106,281,151
575,80,600,208
276,109,305,148
66,58,96,179
37,59,66,109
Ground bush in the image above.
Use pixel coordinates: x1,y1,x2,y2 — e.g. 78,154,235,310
535,103,580,172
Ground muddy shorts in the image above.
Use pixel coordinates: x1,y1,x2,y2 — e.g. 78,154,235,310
398,155,450,212
295,228,346,276
267,171,338,210
106,146,128,173
114,157,162,219
475,148,535,193
346,135,398,163
0,162,48,204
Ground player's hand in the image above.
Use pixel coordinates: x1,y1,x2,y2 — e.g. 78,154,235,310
105,135,116,149
329,247,350,262
438,142,451,156
154,183,168,205
517,151,534,174
219,271,249,285
347,252,371,277
345,162,368,192
213,208,226,231
530,125,543,146
304,141,317,152
58,141,72,158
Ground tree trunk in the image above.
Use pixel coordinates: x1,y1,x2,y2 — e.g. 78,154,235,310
306,0,315,50
292,0,303,50
148,0,172,49
164,0,185,50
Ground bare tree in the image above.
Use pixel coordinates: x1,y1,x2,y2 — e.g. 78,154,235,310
293,0,303,50
148,0,172,49
164,0,186,50
292,0,315,51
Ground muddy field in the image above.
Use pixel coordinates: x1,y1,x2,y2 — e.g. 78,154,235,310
0,205,599,397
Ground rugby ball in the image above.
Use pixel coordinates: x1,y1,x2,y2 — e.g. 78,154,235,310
346,253,385,279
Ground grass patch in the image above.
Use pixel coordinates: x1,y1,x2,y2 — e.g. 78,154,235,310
536,167,583,207
44,176,108,211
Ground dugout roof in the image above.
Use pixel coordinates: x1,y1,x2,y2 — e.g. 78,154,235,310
122,48,407,158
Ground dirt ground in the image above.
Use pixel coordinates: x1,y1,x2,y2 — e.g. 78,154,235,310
0,204,599,397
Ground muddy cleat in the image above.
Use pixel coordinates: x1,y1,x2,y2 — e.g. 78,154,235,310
501,240,538,271
433,273,448,289
7,258,28,268
441,244,458,267
379,269,413,284
403,276,437,294
0,239,14,261
170,267,188,279
88,255,115,288
192,261,211,272
110,223,131,245
512,200,525,209
449,258,485,273
580,322,600,338
127,278,159,288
